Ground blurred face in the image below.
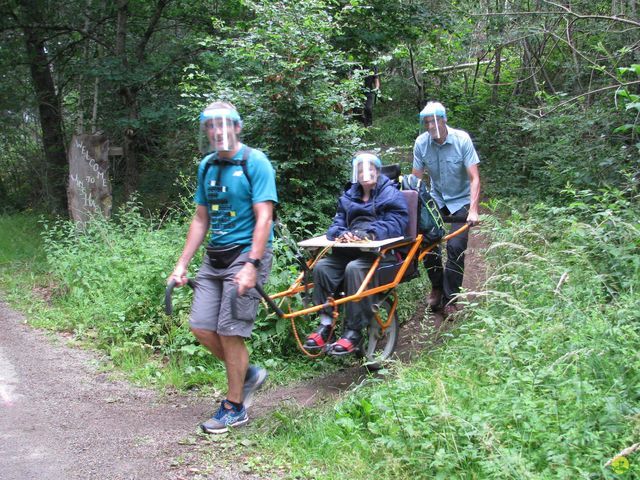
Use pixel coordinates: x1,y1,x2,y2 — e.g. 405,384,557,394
357,163,379,187
204,117,240,152
423,115,447,142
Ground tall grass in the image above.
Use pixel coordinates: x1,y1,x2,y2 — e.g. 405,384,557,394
248,192,640,479
0,213,48,299
0,212,46,266
0,199,425,389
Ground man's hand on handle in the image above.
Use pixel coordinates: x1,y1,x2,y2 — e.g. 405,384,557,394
466,210,480,227
235,262,257,296
169,264,189,287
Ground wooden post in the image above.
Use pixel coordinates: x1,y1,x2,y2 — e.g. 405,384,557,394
67,134,112,228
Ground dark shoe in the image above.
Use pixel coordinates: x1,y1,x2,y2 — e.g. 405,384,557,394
427,288,443,310
201,400,249,434
242,365,268,408
329,329,362,356
304,324,334,351
443,303,462,320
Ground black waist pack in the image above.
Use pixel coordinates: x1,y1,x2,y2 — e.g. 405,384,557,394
206,244,245,269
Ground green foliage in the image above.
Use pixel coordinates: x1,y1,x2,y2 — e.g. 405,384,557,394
614,65,640,152
180,0,367,226
0,112,48,212
40,201,190,354
0,213,46,267
330,0,432,61
251,196,640,479
475,101,635,201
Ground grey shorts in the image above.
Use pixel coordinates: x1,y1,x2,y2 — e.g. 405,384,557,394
189,249,273,338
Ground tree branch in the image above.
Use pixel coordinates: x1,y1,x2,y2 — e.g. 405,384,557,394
540,80,640,116
136,0,169,63
540,0,640,28
471,8,640,28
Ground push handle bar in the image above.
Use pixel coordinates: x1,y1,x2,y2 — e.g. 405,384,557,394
228,283,285,319
164,278,284,319
164,278,194,315
441,214,472,224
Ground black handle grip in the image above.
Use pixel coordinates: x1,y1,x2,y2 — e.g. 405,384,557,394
165,278,283,319
230,283,285,319
164,278,194,315
254,283,285,318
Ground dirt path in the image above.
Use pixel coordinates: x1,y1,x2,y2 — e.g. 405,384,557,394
0,229,487,480
0,302,231,480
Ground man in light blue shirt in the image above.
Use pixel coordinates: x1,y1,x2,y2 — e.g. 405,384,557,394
412,101,481,317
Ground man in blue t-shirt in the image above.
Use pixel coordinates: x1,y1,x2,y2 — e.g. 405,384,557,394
412,101,481,318
169,101,278,434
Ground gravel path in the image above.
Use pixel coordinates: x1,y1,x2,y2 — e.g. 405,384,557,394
0,302,249,480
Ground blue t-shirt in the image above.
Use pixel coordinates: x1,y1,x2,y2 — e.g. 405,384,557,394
195,144,278,248
413,126,480,213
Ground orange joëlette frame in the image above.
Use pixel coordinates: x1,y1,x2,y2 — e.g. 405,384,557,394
264,223,470,321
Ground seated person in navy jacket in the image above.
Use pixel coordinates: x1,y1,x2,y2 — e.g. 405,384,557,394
305,151,408,355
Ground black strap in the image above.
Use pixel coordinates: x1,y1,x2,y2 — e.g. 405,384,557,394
200,146,253,191
200,146,277,220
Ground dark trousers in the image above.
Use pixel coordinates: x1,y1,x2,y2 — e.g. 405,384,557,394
363,92,375,127
312,251,389,332
423,205,470,304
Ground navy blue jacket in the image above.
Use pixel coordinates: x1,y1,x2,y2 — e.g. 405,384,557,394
326,175,409,241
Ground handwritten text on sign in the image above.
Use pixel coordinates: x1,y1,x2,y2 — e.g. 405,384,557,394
67,134,112,223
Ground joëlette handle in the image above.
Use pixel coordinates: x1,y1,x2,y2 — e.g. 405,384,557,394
229,283,285,319
164,278,195,315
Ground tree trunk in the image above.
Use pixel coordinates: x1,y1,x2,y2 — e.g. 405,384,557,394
491,0,505,103
19,0,68,213
566,16,583,91
492,46,502,103
114,0,168,200
408,46,424,111
115,0,139,199
122,100,140,200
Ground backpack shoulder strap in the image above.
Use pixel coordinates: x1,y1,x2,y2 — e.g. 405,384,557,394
240,147,252,189
209,147,253,187
199,149,253,188
200,152,218,186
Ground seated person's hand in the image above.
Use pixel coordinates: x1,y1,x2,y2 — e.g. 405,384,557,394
351,229,375,241
337,231,357,243
338,230,375,242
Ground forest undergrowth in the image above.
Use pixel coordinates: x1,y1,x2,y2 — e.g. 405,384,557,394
242,191,640,479
1,179,637,479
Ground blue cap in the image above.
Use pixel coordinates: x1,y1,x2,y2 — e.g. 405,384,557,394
199,107,242,126
419,101,447,120
352,153,382,170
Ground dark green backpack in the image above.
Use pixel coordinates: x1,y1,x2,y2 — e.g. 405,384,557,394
400,174,445,244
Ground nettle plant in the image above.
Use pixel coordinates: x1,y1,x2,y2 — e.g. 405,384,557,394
614,64,640,152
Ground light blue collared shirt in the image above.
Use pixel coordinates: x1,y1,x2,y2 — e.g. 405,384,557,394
413,126,480,213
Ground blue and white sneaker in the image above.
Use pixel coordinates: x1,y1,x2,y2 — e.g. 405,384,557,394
201,400,249,434
242,365,268,408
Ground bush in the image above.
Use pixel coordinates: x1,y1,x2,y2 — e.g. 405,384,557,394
179,0,367,228
251,194,640,479
475,101,634,202
41,201,191,354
